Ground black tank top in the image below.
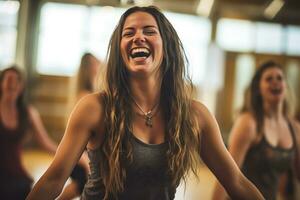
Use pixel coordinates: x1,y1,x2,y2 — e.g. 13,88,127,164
0,119,32,182
81,133,175,200
242,121,296,200
0,118,33,199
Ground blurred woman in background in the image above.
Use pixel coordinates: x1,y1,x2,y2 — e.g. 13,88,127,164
213,60,300,200
75,52,102,101
0,66,57,200
59,53,103,200
0,65,90,200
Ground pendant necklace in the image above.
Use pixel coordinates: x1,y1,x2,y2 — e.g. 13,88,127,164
131,98,159,128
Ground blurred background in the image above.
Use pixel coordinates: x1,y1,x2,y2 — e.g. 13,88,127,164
1,0,300,199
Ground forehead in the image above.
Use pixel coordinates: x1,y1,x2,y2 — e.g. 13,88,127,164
4,70,19,77
123,11,158,29
262,67,283,77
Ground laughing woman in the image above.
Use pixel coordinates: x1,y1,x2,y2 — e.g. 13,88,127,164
213,60,300,200
27,6,264,200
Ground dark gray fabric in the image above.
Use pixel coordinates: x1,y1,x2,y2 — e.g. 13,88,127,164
81,133,175,200
242,121,296,200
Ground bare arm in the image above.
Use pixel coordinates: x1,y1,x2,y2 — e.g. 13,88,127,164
192,102,264,200
211,112,258,200
27,105,57,154
26,94,103,200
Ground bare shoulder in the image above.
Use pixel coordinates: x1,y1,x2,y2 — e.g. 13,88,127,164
70,92,104,127
229,112,257,143
190,100,216,129
76,90,90,102
235,112,256,130
191,100,209,114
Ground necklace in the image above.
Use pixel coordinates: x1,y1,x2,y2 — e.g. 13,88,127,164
131,98,159,128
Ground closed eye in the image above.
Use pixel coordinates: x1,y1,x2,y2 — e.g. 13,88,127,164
144,29,157,35
122,31,134,37
276,75,283,81
144,26,159,35
266,76,273,82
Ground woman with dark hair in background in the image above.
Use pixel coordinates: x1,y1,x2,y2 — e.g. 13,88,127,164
0,65,90,200
0,66,57,200
213,60,300,200
27,6,264,200
75,52,102,101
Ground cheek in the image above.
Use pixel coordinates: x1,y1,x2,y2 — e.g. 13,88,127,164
16,83,24,94
259,83,267,95
91,65,99,74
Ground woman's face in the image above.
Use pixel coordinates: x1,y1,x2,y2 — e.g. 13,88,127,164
120,11,163,77
259,67,286,104
1,70,23,98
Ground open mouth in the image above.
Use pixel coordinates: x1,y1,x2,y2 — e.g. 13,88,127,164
270,88,282,95
130,47,151,59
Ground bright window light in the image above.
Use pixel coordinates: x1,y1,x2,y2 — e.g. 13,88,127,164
37,3,87,75
286,26,300,56
0,0,19,69
37,3,125,76
165,12,211,85
217,18,255,52
255,22,283,54
87,6,126,59
233,54,255,112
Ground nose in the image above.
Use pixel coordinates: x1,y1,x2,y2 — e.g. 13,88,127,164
133,31,145,44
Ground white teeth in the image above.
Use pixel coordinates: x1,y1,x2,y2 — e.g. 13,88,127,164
131,48,149,55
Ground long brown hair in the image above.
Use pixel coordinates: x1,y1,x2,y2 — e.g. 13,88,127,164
76,52,100,94
0,66,29,129
100,6,200,198
242,60,289,134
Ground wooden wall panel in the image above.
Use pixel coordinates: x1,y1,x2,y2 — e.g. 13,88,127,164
30,75,73,142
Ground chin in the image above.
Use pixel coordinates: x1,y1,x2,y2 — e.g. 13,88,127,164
128,64,152,72
269,97,285,104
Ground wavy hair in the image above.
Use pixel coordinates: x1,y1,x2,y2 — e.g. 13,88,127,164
0,66,29,129
100,6,200,198
242,60,289,134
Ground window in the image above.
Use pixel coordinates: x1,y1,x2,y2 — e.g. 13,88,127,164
255,22,283,54
216,19,255,52
37,3,125,76
87,6,126,59
165,12,211,85
286,26,300,56
0,1,19,69
217,18,300,56
37,3,86,75
233,54,255,113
